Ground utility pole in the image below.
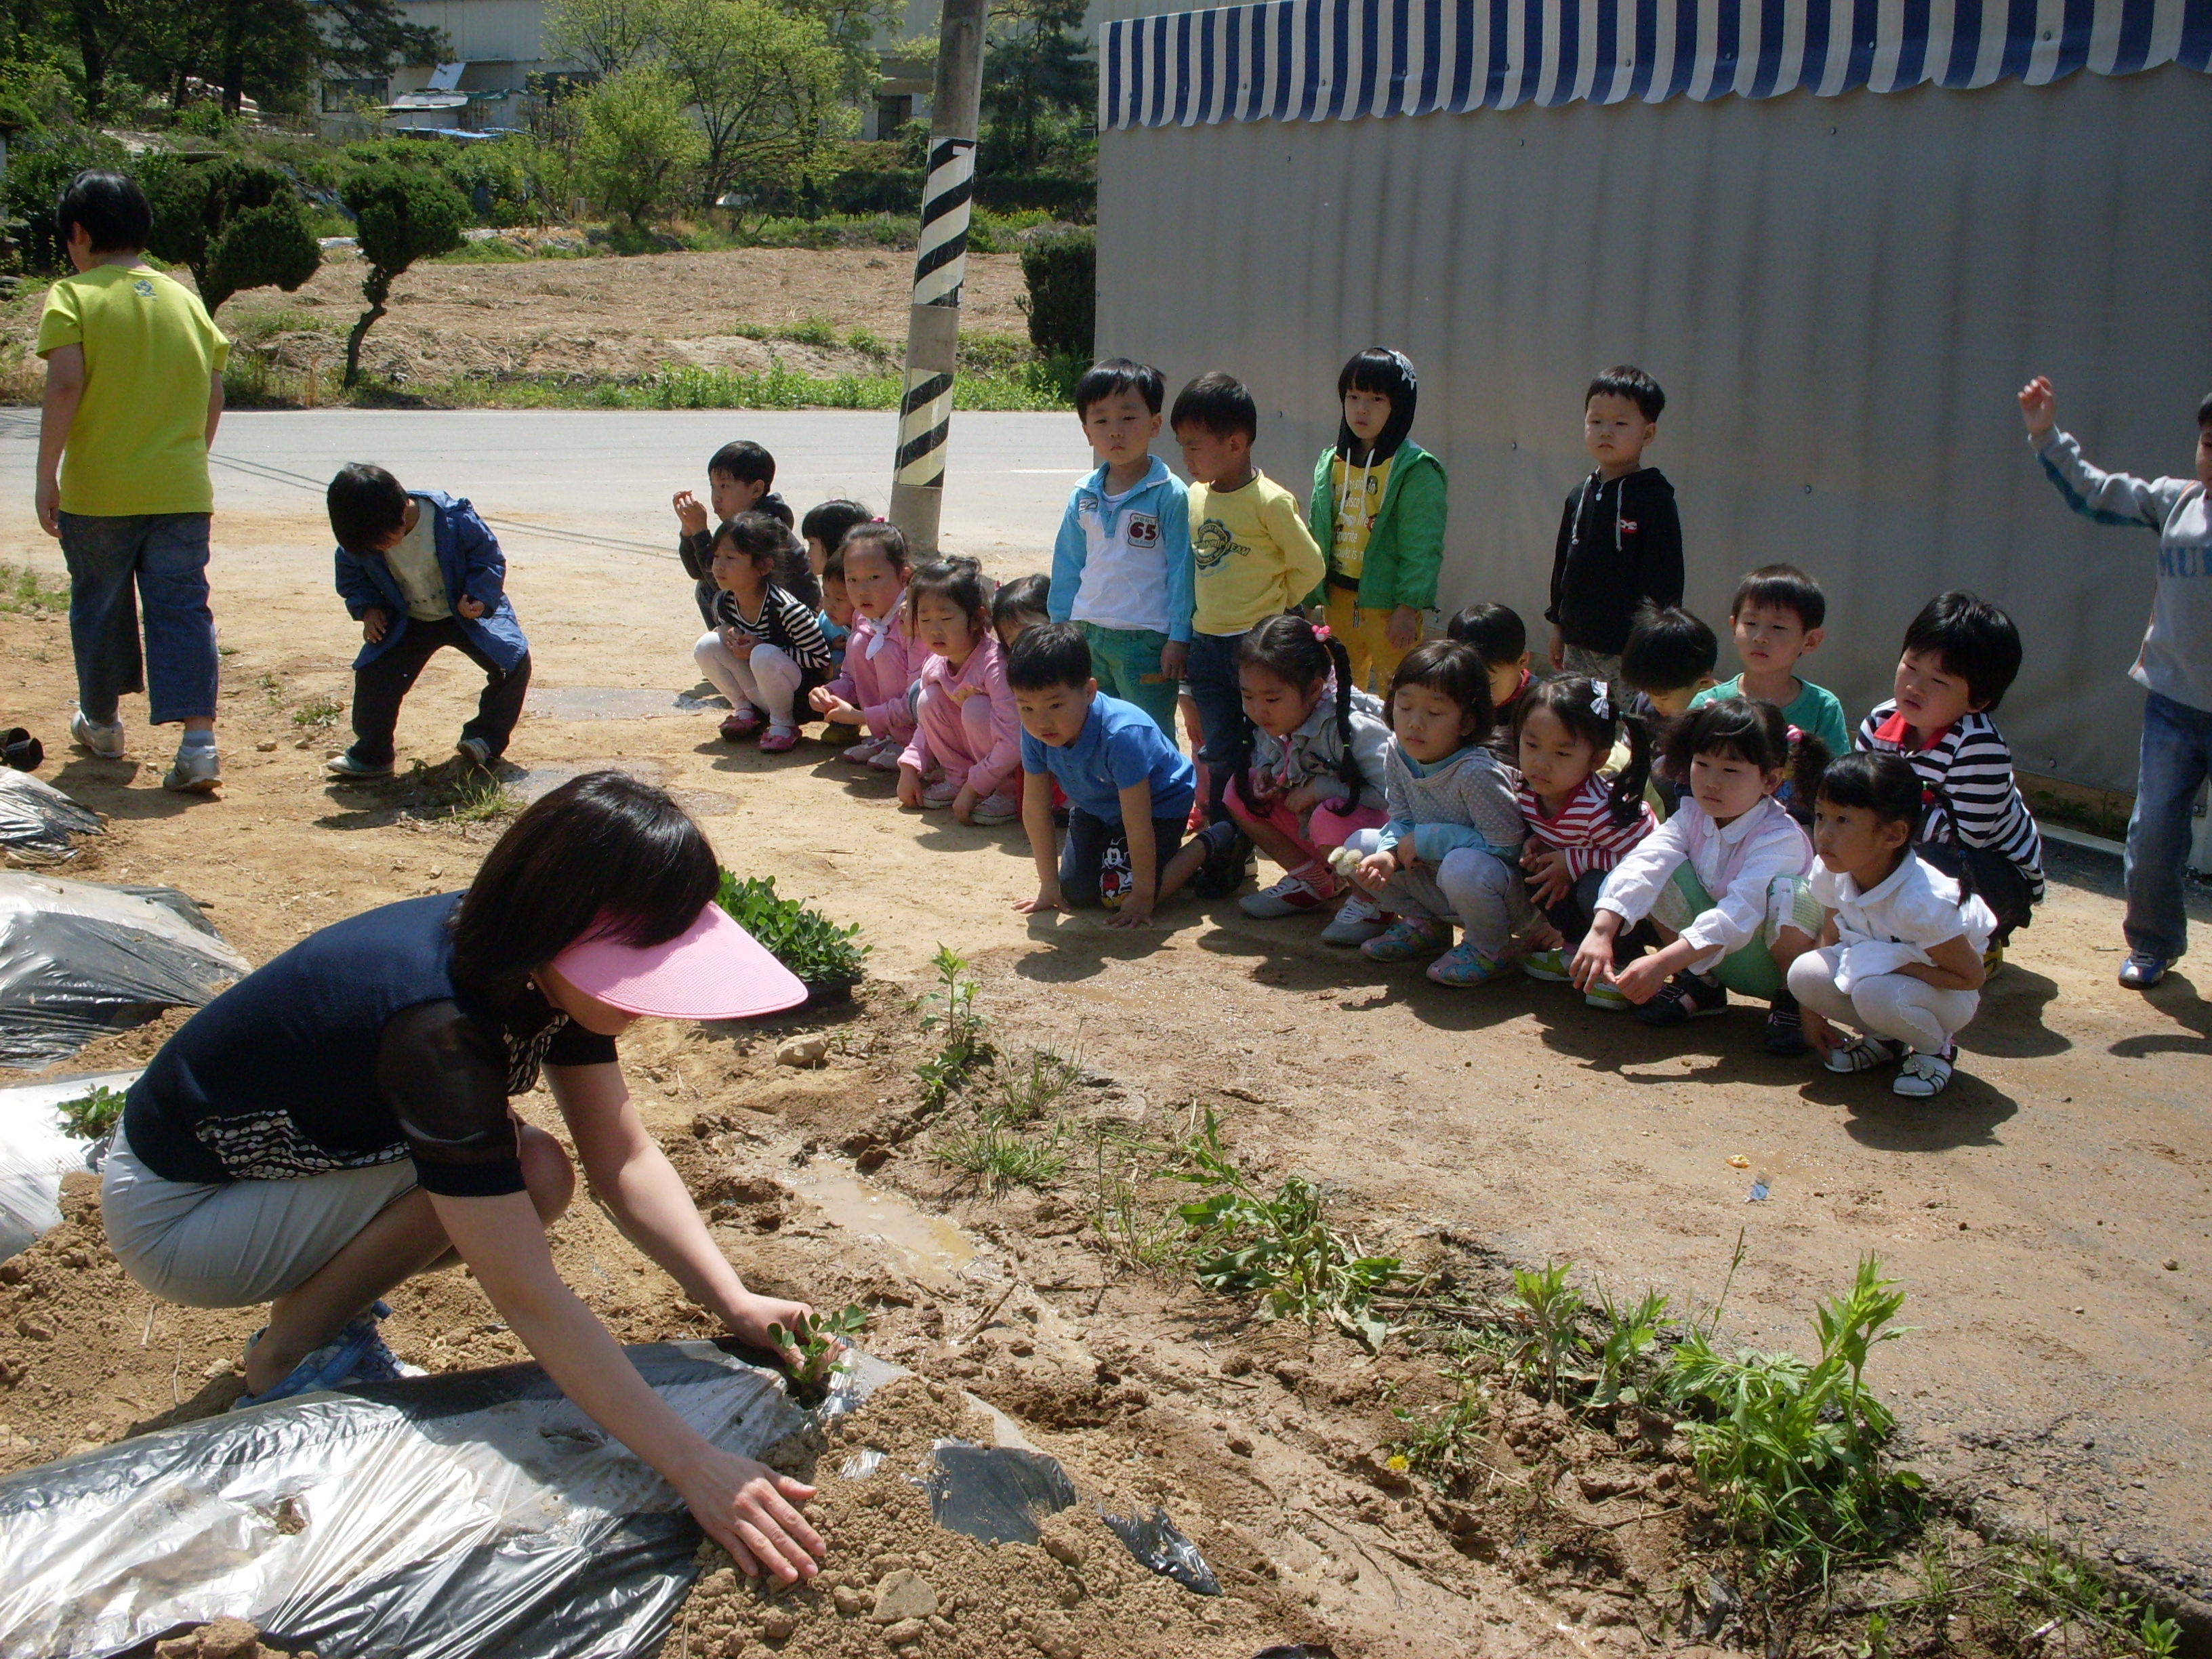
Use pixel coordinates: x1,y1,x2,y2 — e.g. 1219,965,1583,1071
888,0,989,556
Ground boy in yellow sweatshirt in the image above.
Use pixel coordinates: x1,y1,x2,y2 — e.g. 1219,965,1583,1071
1173,371,1326,826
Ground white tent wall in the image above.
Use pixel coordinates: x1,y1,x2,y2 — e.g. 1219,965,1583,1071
1095,64,2212,798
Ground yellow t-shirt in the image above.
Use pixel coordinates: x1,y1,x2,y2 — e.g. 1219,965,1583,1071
36,264,230,516
1329,454,1395,579
1189,470,1327,637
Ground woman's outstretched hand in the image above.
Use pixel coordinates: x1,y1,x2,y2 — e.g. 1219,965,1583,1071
680,1448,826,1584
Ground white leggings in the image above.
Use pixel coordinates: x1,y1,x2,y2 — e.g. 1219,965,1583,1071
695,632,802,725
1786,945,1980,1054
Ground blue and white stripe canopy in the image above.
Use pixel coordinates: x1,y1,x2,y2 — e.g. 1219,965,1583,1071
1101,0,2212,127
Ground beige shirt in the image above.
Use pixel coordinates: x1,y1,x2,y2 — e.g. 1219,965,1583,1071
385,508,451,621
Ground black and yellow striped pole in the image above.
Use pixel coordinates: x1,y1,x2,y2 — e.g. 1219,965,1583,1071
889,0,989,555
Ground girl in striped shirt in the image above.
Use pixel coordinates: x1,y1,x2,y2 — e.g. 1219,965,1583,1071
1856,592,2043,956
693,512,835,753
1513,676,1659,1004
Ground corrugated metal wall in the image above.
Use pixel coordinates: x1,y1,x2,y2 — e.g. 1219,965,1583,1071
1097,66,2212,795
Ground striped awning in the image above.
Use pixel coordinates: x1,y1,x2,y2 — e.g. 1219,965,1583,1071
1100,0,2212,127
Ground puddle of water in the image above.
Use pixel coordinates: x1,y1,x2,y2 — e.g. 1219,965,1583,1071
512,759,668,804
527,687,725,721
790,1168,980,1292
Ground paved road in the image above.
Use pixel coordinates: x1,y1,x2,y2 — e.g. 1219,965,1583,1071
0,408,1092,567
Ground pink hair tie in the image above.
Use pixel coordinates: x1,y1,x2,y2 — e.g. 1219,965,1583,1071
1311,622,1334,643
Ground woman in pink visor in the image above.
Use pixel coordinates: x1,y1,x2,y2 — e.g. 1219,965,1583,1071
100,772,827,1584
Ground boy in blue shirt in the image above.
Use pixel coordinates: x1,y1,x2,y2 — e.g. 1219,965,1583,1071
1048,359,1194,743
1010,623,1199,928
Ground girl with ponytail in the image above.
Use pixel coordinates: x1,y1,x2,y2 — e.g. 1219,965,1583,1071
1204,613,1393,943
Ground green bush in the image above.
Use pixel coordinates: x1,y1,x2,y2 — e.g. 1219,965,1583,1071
144,157,321,311
1018,227,1092,361
5,128,131,274
340,161,469,386
577,66,703,228
714,872,868,984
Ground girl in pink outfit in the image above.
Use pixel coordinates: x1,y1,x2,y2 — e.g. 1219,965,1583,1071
808,522,916,772
897,558,1022,826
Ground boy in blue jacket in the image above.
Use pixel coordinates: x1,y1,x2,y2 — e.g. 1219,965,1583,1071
323,464,531,779
1048,359,1193,743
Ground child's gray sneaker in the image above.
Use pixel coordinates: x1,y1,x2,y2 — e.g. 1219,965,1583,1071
326,749,395,779
162,742,220,793
454,736,493,769
70,709,125,758
1319,891,1385,947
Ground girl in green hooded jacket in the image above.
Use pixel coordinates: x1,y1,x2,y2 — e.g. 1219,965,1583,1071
1305,348,1450,694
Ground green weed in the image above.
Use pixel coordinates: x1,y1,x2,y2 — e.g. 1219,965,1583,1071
1591,1287,1673,1408
0,563,68,613
931,1125,1066,1194
57,1084,127,1141
985,1046,1082,1127
846,326,889,358
914,945,994,1109
784,313,838,348
1078,1120,1191,1275
291,694,345,730
1172,1107,1408,1351
714,872,868,984
766,1303,868,1407
1391,1382,1492,1491
1503,1261,1587,1400
407,761,520,823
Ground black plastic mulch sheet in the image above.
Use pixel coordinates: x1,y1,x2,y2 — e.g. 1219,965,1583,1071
0,770,100,863
0,874,247,1068
0,1340,830,1659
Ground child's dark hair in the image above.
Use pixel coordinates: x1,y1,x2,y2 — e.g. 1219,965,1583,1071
1335,347,1418,465
1586,365,1665,422
1621,603,1719,694
821,549,847,583
1515,676,1651,825
327,463,409,557
2198,392,2212,430
1239,613,1363,799
1446,602,1526,668
1663,696,1828,806
1387,641,1494,747
1075,357,1165,417
707,441,774,487
991,573,1050,633
1902,590,2022,713
1732,563,1826,632
57,170,151,254
800,498,871,553
710,510,790,569
840,520,909,572
906,556,990,638
1170,371,1256,441
1007,621,1092,691
1816,750,1923,828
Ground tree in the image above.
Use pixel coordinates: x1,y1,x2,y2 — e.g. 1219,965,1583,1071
980,0,1094,170
340,161,468,386
544,0,665,77
778,0,901,104
576,64,703,227
656,0,846,210
142,155,320,310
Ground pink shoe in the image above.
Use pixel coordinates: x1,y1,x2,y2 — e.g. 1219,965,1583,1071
970,791,1021,825
758,724,802,753
922,776,962,809
719,708,766,741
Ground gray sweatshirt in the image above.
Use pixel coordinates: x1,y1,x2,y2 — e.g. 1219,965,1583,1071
1248,686,1392,812
2034,428,2212,714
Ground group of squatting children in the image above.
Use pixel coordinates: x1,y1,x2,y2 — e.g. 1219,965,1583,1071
619,354,2056,1105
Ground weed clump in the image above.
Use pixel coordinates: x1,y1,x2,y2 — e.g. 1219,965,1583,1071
713,872,867,986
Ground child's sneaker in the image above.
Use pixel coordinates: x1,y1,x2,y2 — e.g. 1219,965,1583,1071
969,790,1021,825
1764,993,1807,1057
1319,891,1385,947
758,724,801,754
922,776,962,809
842,735,888,767
1583,979,1632,1011
70,709,125,758
1521,947,1572,984
454,735,493,770
163,741,220,794
325,748,394,780
1240,870,1335,918
1427,941,1511,987
719,706,766,741
1824,1033,1906,1074
1361,918,1451,963
1892,1046,1955,1098
866,740,906,772
1633,971,1727,1027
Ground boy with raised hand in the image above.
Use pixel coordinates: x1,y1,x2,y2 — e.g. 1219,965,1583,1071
1692,564,1851,760
2021,374,2212,990
672,440,813,624
1173,370,1326,823
35,170,229,793
1048,359,1193,743
1547,365,1684,690
1010,623,1200,930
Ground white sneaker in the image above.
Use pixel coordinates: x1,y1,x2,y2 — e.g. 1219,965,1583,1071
70,710,125,758
1892,1048,1955,1098
842,735,888,766
1240,871,1335,918
162,743,221,793
1319,892,1385,946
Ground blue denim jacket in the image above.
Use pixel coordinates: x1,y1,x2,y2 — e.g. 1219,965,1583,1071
333,492,529,673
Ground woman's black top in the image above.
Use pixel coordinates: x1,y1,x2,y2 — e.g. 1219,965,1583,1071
122,893,615,1197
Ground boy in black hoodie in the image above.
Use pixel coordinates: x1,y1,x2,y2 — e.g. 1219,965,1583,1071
1545,366,1683,692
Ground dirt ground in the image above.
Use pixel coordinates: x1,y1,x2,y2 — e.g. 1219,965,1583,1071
3,245,1034,392
1,493,2210,1656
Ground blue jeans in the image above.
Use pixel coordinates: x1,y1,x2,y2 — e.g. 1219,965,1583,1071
1185,629,1248,824
2126,689,2212,961
57,512,219,726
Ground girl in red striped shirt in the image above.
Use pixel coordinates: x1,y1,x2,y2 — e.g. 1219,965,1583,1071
1515,676,1659,1004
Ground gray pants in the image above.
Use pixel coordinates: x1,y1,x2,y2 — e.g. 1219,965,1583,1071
1346,830,1520,956
102,1124,417,1308
1786,945,1980,1055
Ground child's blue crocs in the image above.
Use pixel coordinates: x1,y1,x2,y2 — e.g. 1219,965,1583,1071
1360,918,1450,963
1426,942,1511,987
230,1300,396,1411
